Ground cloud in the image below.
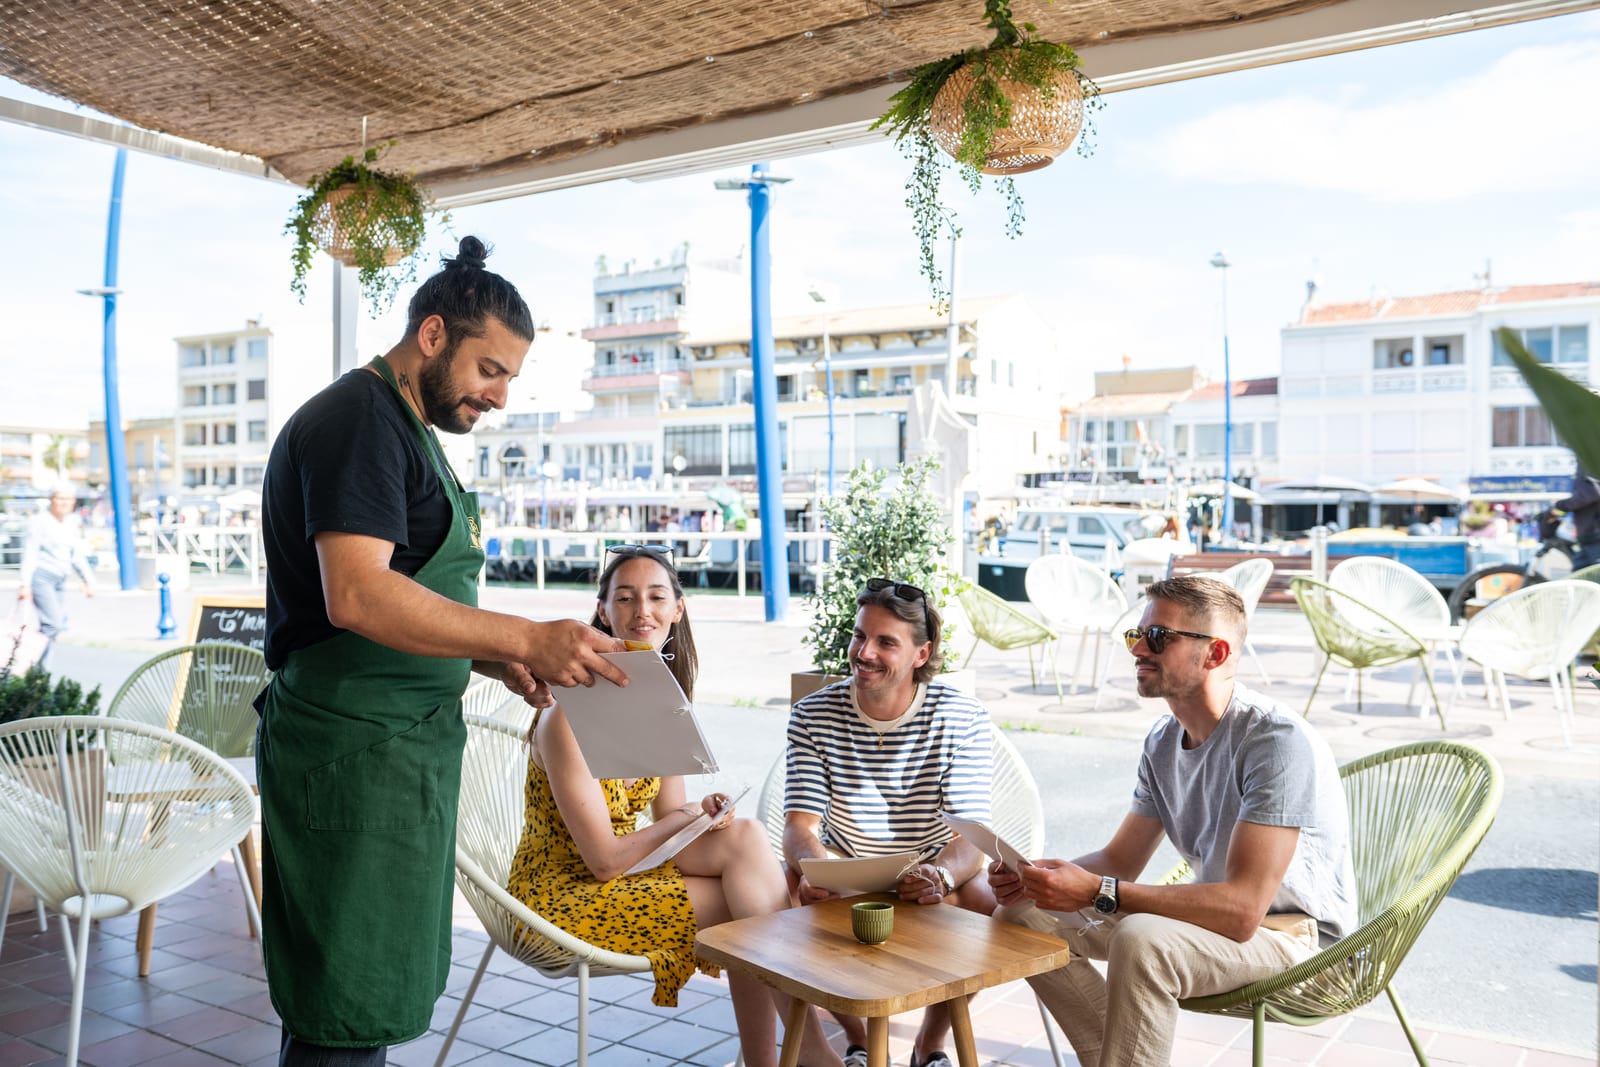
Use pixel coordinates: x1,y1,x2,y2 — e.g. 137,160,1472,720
1138,38,1600,201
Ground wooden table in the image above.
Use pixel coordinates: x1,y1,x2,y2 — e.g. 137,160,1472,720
695,896,1071,1067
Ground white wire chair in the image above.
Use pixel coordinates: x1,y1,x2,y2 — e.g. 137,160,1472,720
0,716,258,1067
106,640,270,974
1091,600,1147,711
1330,557,1462,707
1455,580,1600,746
1214,558,1275,685
462,674,534,733
756,723,1069,1067
439,713,655,1067
1024,555,1128,693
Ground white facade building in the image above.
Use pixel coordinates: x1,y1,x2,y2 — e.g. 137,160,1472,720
1279,282,1598,493
173,322,273,492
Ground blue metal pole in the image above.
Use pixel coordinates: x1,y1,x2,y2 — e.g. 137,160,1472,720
824,327,836,498
101,149,138,590
747,164,788,622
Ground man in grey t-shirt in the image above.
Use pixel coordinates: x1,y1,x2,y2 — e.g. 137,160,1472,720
991,576,1356,1067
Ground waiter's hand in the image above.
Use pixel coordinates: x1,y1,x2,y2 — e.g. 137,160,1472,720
526,620,629,688
501,663,555,707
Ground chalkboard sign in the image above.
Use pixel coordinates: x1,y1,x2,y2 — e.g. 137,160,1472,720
188,596,267,653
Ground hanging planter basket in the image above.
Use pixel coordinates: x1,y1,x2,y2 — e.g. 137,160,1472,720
928,62,1085,175
285,141,434,315
313,186,410,268
871,0,1102,305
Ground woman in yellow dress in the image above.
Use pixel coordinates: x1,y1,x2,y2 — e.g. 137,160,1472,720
508,545,843,1067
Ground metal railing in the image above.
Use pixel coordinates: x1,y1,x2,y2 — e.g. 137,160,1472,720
150,525,262,581
489,529,835,598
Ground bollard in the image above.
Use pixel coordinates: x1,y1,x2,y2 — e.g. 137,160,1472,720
157,572,177,640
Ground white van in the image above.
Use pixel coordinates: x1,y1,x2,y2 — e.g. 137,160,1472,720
998,506,1156,563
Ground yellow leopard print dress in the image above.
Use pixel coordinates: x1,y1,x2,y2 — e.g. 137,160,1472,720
505,751,715,1006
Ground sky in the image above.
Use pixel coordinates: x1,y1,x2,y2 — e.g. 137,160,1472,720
0,10,1597,429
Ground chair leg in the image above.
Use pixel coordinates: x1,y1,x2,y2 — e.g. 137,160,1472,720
1385,985,1432,1066
136,904,156,977
35,897,46,931
434,942,495,1067
1035,992,1067,1067
65,905,93,1067
1247,639,1270,685
0,871,11,959
1026,646,1038,689
578,959,591,1067
1252,1000,1267,1067
1420,660,1445,732
1552,670,1573,748
1072,632,1090,694
1498,672,1513,722
230,845,263,941
1092,642,1117,710
1303,656,1331,717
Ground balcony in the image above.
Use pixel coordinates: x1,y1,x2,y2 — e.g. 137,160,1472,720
580,316,683,342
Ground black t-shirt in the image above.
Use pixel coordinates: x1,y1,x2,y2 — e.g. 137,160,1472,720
262,368,452,669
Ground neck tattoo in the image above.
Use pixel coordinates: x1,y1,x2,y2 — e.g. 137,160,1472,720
397,372,410,388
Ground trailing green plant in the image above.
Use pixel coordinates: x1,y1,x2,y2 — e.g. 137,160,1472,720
1499,326,1600,477
285,142,432,316
872,0,1101,304
0,664,102,726
804,456,967,676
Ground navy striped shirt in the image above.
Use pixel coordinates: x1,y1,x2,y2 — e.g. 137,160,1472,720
785,680,992,858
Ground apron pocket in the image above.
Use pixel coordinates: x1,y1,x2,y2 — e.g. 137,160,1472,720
305,704,446,832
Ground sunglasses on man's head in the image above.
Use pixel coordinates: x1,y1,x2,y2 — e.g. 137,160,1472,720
864,577,932,631
605,543,676,568
1122,625,1219,655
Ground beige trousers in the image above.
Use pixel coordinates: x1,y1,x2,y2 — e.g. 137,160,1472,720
996,902,1317,1067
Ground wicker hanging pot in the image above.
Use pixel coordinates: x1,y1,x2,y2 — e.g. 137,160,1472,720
285,141,433,316
928,62,1086,175
872,0,1101,304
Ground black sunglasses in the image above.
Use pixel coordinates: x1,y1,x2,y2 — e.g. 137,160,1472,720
605,543,676,568
864,577,932,632
1123,625,1219,655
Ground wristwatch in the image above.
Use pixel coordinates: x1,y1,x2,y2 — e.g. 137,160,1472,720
1093,875,1119,915
934,865,956,895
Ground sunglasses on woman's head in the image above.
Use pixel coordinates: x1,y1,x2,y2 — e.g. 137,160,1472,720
864,577,932,632
1122,625,1219,655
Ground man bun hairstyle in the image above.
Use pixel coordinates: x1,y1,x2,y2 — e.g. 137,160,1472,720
856,583,944,684
405,235,535,344
1145,575,1248,641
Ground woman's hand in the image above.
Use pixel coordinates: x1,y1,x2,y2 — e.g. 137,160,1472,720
700,793,735,830
502,663,555,707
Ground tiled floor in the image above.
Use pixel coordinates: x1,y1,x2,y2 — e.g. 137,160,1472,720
0,854,1591,1067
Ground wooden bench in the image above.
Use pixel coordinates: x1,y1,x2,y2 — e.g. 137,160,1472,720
1163,552,1368,606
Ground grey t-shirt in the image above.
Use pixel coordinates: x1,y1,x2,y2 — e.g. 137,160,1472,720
1131,684,1358,943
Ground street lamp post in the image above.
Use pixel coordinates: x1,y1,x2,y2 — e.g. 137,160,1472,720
540,460,559,528
1210,252,1233,542
79,147,137,590
715,164,791,623
807,285,836,498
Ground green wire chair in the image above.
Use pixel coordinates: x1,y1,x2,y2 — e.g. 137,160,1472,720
958,584,1063,701
1175,741,1504,1067
1291,577,1446,729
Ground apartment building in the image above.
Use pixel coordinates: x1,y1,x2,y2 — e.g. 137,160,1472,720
173,321,273,492
1278,281,1598,491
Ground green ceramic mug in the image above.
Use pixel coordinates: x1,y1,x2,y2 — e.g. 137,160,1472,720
851,901,894,944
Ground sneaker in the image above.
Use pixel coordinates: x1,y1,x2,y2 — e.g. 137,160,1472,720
843,1045,869,1067
910,1053,953,1067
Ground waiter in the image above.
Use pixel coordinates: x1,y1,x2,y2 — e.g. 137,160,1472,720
257,236,626,1065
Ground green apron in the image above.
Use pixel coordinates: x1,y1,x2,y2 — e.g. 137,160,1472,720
257,357,483,1046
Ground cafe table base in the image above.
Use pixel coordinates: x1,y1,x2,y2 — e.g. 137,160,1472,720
695,895,1071,1067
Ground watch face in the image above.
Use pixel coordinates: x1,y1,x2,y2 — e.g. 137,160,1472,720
1094,895,1116,914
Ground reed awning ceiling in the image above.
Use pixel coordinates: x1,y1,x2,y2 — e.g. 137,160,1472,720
0,0,1587,207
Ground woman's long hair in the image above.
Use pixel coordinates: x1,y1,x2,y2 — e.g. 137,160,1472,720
590,548,698,700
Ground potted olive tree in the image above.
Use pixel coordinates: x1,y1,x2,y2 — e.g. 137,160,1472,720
795,456,971,703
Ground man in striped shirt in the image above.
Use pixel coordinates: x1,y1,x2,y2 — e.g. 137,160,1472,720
783,578,994,1067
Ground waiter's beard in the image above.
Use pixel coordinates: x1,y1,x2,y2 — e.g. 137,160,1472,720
419,336,478,434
